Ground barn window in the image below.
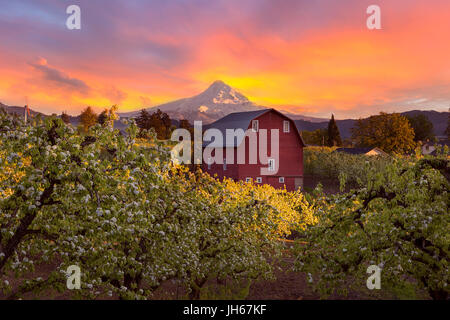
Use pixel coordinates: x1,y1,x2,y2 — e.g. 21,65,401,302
245,177,252,183
252,120,259,132
256,177,262,183
279,177,285,183
268,158,276,172
283,120,290,133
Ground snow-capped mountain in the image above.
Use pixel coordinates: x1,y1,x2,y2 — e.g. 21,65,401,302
119,80,264,124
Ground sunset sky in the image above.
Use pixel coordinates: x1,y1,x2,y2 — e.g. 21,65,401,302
0,0,449,118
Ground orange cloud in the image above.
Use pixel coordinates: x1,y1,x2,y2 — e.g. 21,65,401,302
0,0,449,118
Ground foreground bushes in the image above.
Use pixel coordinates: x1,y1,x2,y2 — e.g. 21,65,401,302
295,158,449,300
2,110,446,300
0,112,314,299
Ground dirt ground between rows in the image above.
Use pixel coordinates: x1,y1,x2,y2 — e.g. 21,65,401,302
1,251,399,300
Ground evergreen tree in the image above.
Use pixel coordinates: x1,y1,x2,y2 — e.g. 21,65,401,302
406,114,435,142
327,114,342,147
179,119,191,130
61,112,71,124
98,109,108,126
136,109,151,132
135,109,173,139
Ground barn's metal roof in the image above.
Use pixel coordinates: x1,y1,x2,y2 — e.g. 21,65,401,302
202,108,305,147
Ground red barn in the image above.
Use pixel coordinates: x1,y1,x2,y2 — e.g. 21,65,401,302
202,109,305,191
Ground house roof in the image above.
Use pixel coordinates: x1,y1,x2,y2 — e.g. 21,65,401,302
429,140,450,155
203,108,305,147
335,147,386,155
424,139,450,147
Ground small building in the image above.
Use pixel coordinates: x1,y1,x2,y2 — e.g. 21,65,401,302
421,140,450,155
335,147,387,156
202,109,305,191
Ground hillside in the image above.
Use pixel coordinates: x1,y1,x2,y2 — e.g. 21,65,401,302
401,110,448,137
0,104,129,132
1,103,45,118
295,110,448,139
2,86,448,139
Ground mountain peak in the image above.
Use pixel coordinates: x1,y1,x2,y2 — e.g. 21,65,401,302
119,80,261,123
211,79,227,86
202,80,249,105
205,80,231,92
